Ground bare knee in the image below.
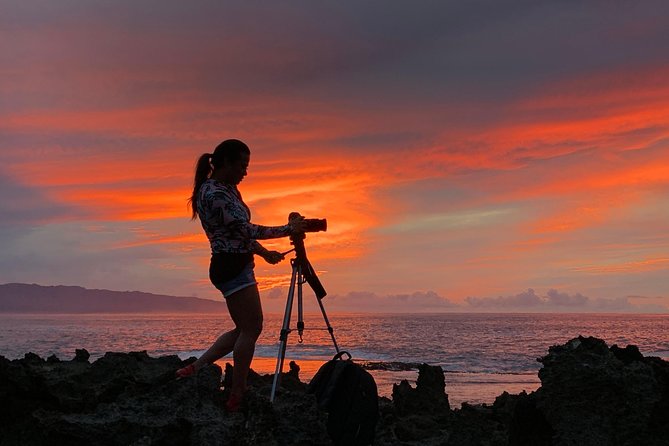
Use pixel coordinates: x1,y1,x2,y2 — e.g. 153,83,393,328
227,327,241,338
234,315,262,340
246,318,263,340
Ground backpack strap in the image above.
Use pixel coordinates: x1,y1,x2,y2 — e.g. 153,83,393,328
309,351,353,409
332,351,352,361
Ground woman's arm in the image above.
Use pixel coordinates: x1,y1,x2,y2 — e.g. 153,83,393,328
212,187,292,240
252,240,285,264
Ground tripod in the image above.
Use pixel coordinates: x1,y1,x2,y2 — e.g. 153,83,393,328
270,232,340,402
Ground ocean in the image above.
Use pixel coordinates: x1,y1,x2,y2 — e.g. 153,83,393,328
1,312,668,407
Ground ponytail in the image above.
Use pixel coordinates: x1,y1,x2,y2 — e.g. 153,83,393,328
189,139,250,220
188,153,213,220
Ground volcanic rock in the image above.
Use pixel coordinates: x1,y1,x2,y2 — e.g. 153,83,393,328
534,335,669,446
1,336,668,445
0,351,327,446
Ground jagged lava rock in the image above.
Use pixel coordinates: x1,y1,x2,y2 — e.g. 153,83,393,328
0,351,329,446
386,363,451,443
536,335,669,446
2,337,668,446
392,363,450,416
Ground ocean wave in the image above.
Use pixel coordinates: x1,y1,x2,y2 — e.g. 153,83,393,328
647,350,669,359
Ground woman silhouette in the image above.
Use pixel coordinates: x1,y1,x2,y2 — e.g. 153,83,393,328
178,139,305,412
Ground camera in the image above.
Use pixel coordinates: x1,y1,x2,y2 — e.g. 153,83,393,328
289,212,327,233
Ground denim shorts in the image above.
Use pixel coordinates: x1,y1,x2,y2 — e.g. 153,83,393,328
213,261,257,299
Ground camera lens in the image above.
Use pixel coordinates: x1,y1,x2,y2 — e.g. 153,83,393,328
303,218,327,233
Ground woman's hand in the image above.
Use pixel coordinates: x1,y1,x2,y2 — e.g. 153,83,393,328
261,250,285,265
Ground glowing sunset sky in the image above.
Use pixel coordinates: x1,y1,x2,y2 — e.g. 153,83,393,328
1,1,668,312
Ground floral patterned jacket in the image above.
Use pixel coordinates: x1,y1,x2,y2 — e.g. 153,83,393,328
197,179,291,254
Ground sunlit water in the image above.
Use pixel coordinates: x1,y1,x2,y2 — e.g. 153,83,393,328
1,312,668,407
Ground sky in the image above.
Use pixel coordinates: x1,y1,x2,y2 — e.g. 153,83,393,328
1,0,668,313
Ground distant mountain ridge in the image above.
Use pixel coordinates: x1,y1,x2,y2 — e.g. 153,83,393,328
0,283,226,313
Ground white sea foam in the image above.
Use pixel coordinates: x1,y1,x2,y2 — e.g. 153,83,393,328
647,350,669,359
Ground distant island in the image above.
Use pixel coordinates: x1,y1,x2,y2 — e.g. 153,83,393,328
0,283,226,313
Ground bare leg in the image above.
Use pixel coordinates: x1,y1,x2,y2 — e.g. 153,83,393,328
191,327,240,370
225,284,263,398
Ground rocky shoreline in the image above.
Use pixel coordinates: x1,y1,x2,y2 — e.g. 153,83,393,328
1,336,668,445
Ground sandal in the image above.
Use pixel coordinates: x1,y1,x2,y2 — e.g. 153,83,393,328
175,363,196,379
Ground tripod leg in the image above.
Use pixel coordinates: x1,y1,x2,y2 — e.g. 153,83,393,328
270,262,298,402
317,296,340,354
297,266,304,342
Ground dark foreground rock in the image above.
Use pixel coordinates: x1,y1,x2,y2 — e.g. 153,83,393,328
1,336,668,445
535,337,669,446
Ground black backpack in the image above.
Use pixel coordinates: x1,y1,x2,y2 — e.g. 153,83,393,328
307,351,379,446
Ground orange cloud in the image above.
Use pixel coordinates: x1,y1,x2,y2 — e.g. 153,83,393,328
571,258,669,274
114,233,203,250
55,186,190,221
255,273,294,292
518,64,669,112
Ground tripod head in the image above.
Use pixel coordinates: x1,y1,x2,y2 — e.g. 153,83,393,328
289,231,308,261
287,213,327,299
